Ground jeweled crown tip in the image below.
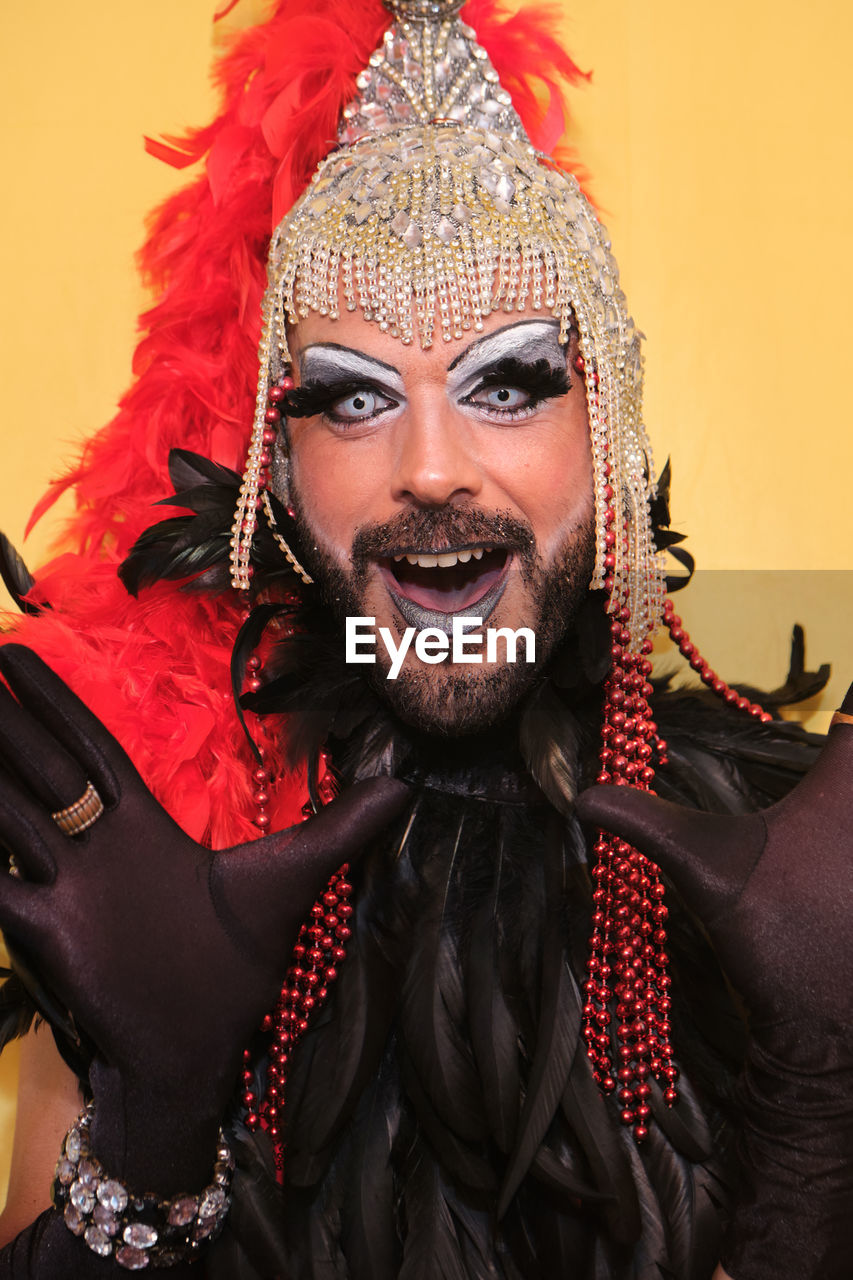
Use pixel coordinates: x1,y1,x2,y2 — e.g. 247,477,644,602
384,0,466,22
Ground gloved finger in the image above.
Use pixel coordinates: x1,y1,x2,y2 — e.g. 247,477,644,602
0,680,89,811
0,769,62,882
214,777,411,964
0,646,123,806
575,784,766,926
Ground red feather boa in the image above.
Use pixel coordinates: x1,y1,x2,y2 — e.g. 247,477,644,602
5,0,589,847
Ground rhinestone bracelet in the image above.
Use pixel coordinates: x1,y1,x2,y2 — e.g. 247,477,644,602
51,1103,233,1269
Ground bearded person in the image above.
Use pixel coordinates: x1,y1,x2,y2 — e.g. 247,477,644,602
0,1,850,1278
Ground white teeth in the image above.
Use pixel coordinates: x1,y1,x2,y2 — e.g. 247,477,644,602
394,546,492,568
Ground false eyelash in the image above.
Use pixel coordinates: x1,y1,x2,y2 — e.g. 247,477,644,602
463,356,571,404
283,378,394,419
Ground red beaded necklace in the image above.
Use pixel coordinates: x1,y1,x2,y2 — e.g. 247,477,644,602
237,658,350,1175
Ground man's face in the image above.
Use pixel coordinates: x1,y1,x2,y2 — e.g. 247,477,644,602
283,306,596,735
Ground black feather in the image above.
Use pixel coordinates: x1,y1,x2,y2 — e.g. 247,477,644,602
498,817,581,1217
465,819,520,1154
401,1062,498,1193
664,543,695,592
119,513,233,595
0,534,43,615
637,1119,720,1279
230,602,294,763
118,448,314,598
166,447,241,495
518,682,581,814
559,1051,641,1247
646,458,696,592
527,1141,610,1204
244,626,377,771
649,458,673,532
654,685,823,811
619,1136,671,1279
524,1185,597,1278
400,810,489,1145
208,1123,292,1279
448,1202,506,1280
398,1135,469,1280
338,1049,404,1280
284,868,403,1183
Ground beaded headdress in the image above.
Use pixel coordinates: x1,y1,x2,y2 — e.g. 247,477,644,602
230,0,665,655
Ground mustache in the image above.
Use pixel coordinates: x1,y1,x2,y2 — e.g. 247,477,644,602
350,507,536,574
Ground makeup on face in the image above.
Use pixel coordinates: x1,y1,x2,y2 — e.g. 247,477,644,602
286,318,581,626
284,345,405,419
361,515,528,631
445,318,567,392
287,319,570,427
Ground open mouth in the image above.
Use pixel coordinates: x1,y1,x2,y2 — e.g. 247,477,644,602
378,545,510,633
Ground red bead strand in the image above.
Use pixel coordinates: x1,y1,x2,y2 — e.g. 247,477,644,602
662,599,772,723
255,375,293,501
243,859,352,1174
238,654,350,1175
237,370,353,1176
583,449,678,1142
584,452,773,1137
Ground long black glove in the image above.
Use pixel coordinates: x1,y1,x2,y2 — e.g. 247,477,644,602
0,644,408,1275
576,685,853,1279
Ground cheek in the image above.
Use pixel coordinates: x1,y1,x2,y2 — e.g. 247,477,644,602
491,417,594,559
288,429,380,561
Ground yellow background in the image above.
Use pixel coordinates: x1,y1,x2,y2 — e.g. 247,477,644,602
1,0,851,1211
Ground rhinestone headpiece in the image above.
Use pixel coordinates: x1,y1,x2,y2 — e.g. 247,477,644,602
231,0,665,650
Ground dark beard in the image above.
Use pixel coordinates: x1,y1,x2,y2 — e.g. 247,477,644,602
289,494,596,736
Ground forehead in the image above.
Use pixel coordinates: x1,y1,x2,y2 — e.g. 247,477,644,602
288,306,570,382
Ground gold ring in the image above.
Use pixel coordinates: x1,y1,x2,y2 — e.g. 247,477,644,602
830,710,853,729
51,782,105,837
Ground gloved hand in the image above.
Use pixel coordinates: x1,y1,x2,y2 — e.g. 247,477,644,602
0,643,408,1202
576,685,853,1279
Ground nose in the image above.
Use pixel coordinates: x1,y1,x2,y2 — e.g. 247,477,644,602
390,400,483,507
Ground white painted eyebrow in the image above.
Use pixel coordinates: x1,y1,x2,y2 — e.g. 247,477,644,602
298,344,405,393
445,319,564,389
298,319,563,394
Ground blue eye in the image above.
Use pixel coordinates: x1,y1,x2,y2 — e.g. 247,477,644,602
328,388,393,423
334,390,377,419
477,386,530,411
460,357,571,420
